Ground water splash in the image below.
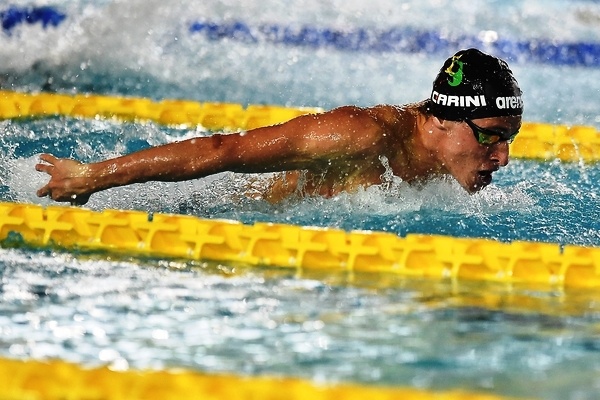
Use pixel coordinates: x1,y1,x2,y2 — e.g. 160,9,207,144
2,0,600,124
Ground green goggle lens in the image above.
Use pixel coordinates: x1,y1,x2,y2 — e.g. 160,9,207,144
465,120,519,145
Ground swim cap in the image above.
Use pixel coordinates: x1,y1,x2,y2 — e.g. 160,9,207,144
427,48,523,121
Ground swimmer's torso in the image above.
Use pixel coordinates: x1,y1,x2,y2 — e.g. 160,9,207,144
263,162,387,202
256,103,422,202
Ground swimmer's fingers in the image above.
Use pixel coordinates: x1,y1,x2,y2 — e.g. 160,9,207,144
35,183,90,205
36,184,50,198
36,154,58,198
35,153,58,175
38,153,58,164
35,154,89,204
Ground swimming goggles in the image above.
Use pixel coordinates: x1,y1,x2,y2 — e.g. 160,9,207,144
464,119,519,145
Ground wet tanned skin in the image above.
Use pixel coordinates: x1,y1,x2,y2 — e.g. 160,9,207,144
35,102,521,205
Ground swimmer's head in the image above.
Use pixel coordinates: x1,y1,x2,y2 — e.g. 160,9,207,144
427,48,523,121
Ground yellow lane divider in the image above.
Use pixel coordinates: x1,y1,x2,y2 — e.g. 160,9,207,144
0,357,530,400
1,202,599,289
0,90,599,162
0,90,321,131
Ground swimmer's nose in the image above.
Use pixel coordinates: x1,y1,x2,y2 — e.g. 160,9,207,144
490,141,509,167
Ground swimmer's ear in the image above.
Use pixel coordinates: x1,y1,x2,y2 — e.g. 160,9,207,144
432,116,448,131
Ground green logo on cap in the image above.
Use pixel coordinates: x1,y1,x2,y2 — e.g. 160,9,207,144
445,55,464,87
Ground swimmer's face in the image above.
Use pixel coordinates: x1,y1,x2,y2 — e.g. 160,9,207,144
438,115,521,193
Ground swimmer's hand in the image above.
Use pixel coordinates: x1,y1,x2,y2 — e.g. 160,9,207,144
35,154,92,205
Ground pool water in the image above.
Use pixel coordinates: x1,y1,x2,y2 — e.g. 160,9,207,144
2,117,599,246
1,1,600,399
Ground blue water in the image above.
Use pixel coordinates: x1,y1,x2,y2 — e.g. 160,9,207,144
1,1,600,399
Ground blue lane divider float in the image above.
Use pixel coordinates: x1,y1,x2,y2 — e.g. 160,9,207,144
0,5,65,33
189,19,600,68
1,5,600,68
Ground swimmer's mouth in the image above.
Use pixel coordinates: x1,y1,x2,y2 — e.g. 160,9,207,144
477,169,497,187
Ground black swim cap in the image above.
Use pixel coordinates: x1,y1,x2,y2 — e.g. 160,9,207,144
427,48,523,121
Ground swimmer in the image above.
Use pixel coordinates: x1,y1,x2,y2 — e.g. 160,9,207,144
36,48,522,205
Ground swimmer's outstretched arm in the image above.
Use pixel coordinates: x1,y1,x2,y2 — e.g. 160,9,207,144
36,106,391,204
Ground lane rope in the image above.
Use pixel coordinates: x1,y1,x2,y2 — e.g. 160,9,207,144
0,357,528,400
2,5,600,68
0,90,599,163
188,19,600,68
1,201,599,289
0,5,65,33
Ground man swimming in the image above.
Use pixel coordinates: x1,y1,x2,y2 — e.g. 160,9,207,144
36,48,522,205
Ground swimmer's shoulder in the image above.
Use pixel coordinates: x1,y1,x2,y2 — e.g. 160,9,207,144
324,102,424,140
359,101,423,120
360,102,424,134
327,102,417,120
